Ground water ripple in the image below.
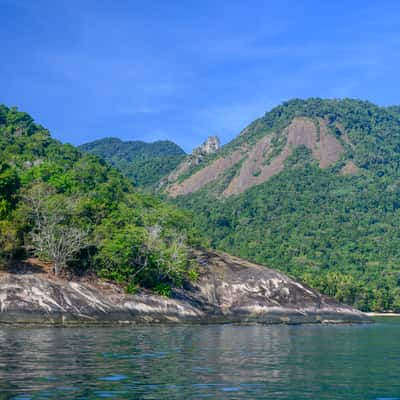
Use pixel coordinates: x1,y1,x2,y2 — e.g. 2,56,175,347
0,319,399,399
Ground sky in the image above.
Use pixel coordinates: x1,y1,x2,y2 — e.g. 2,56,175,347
1,0,400,152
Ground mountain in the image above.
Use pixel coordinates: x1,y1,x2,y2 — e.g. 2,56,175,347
0,104,366,324
79,137,185,189
163,136,221,186
166,98,400,312
387,105,400,118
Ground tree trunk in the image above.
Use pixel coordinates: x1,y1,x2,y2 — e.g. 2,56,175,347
54,262,62,276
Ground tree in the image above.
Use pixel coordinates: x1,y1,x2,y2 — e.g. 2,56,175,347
95,218,191,291
0,163,19,218
141,225,189,286
31,221,88,275
24,183,88,275
0,221,17,267
0,103,195,293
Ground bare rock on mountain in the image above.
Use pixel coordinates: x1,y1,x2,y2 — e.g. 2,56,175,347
224,118,345,196
166,136,221,184
166,117,349,197
193,136,221,158
340,160,359,175
167,149,244,197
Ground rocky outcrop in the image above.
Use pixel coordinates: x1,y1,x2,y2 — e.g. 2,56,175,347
167,149,245,197
224,118,344,195
0,250,369,325
166,136,221,185
166,118,349,197
341,160,359,175
193,136,221,157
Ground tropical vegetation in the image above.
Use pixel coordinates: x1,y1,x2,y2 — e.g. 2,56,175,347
174,99,400,311
79,137,185,189
0,105,198,294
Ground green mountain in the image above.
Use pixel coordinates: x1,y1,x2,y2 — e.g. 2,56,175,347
4,99,400,312
79,137,185,189
166,98,400,311
0,105,198,294
387,105,400,118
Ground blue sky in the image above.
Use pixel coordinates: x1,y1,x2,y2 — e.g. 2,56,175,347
1,0,400,152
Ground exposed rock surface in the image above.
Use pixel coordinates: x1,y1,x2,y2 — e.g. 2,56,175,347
193,136,221,157
165,136,221,185
341,160,359,175
224,118,344,196
168,149,244,197
0,250,369,325
166,117,350,197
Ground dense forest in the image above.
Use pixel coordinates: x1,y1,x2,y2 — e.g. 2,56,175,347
0,105,199,295
79,137,185,189
3,99,400,311
174,99,400,312
387,105,400,118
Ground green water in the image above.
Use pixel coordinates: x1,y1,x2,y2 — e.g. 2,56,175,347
0,318,399,399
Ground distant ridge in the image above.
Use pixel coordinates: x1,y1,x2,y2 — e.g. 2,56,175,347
79,137,185,189
165,98,399,197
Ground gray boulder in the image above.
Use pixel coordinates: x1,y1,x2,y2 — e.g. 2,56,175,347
0,250,369,325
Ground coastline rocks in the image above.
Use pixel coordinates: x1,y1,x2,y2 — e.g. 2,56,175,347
0,250,370,325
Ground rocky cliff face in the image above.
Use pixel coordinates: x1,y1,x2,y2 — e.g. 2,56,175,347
193,136,221,158
165,136,221,184
166,117,353,197
0,250,369,325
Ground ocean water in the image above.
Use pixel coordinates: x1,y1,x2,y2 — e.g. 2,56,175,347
0,318,399,399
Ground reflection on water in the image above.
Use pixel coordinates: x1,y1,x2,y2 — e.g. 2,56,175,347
0,319,399,399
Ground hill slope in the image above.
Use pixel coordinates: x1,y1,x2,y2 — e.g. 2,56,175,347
0,105,196,293
79,137,185,189
169,98,400,311
167,98,400,197
0,104,367,324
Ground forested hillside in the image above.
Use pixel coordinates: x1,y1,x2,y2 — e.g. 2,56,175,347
172,99,400,311
3,99,400,311
387,105,400,118
79,137,185,189
0,105,198,295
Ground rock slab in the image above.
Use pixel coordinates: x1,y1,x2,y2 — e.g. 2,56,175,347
0,250,369,325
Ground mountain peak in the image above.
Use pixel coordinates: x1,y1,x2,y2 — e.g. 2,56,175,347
192,136,221,156
165,98,400,197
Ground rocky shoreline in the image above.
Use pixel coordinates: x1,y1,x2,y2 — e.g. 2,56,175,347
365,313,400,317
0,250,370,326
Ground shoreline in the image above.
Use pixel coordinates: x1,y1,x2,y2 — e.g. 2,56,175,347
365,312,400,317
0,250,370,326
